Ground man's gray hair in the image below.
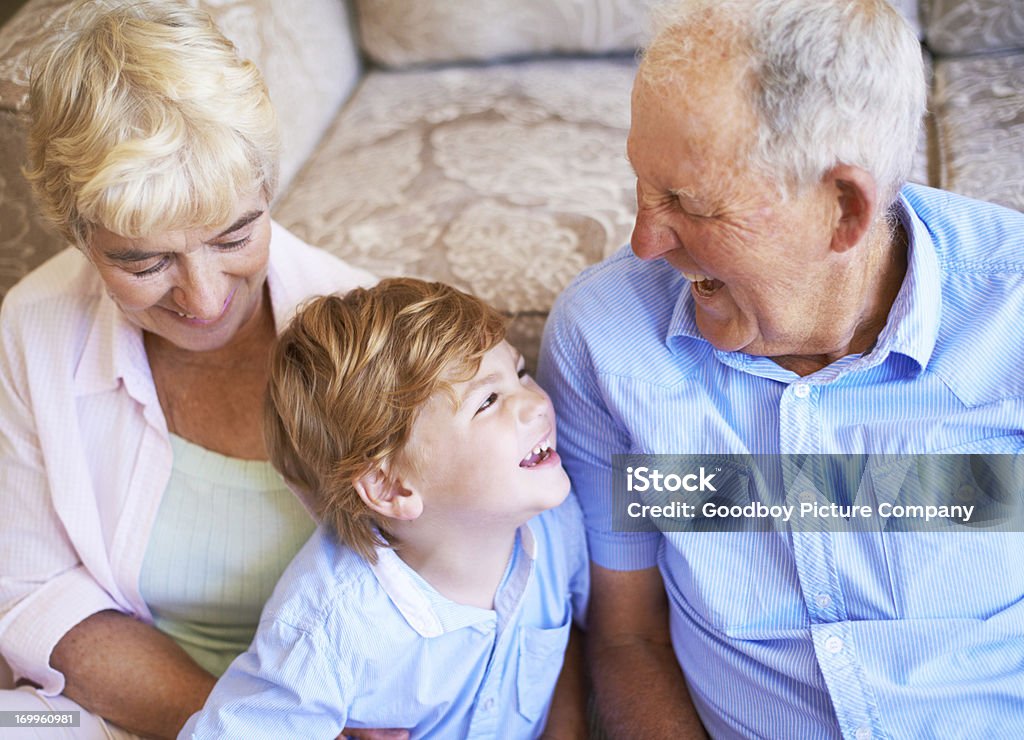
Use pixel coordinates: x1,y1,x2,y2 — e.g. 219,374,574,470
643,0,926,206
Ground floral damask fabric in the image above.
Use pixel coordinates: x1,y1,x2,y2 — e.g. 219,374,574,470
924,0,1024,55
273,58,638,368
354,0,655,67
933,52,1024,212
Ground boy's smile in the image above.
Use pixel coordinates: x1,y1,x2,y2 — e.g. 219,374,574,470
520,437,555,468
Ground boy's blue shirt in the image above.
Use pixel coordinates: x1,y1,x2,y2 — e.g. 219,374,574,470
180,493,589,739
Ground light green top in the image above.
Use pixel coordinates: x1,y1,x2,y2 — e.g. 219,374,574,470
138,434,315,677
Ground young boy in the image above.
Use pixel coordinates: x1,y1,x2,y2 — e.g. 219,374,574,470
180,278,589,739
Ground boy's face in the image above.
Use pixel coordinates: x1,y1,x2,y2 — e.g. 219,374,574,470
397,341,570,527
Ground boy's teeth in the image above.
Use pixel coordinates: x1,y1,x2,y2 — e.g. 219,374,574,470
520,439,553,468
682,272,709,283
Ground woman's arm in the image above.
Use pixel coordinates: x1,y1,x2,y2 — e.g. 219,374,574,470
51,611,216,739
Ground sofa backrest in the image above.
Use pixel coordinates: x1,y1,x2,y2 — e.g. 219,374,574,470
353,0,656,67
198,0,362,192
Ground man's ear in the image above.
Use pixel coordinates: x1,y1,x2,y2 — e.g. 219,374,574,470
826,164,877,253
353,467,423,522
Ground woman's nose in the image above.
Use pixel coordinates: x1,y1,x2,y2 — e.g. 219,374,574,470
172,261,227,320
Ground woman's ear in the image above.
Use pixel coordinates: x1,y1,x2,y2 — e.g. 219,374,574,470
353,467,423,521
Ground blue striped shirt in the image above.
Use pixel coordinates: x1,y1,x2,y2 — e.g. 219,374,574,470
180,497,588,740
538,184,1024,738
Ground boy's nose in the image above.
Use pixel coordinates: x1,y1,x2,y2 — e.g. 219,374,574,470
517,386,549,424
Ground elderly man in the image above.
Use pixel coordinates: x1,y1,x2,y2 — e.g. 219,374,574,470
539,0,1024,737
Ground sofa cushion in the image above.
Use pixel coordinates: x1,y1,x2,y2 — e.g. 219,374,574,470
354,0,653,67
273,58,638,368
356,0,924,68
932,52,1024,212
193,0,362,194
890,0,923,39
923,0,1024,56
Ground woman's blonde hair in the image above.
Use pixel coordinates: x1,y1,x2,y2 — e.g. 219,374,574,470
24,0,279,247
265,279,508,563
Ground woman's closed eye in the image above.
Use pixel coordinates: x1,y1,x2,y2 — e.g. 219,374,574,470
216,234,253,251
129,257,171,278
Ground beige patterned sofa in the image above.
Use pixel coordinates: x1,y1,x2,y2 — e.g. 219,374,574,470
0,0,1023,377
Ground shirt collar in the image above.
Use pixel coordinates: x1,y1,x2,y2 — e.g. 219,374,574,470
665,188,942,376
264,220,317,331
74,277,153,402
872,189,942,372
368,523,538,638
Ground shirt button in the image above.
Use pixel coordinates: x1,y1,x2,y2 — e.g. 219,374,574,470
824,636,844,654
816,593,832,609
799,490,816,505
793,383,811,398
855,727,873,740
482,697,495,712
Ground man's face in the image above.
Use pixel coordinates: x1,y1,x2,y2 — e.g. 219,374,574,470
626,64,842,359
396,341,571,529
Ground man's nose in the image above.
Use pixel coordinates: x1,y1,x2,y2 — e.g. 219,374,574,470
630,207,684,261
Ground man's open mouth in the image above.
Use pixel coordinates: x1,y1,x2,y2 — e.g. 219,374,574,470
683,272,724,297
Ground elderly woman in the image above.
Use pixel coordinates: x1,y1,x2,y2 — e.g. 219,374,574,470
0,1,377,737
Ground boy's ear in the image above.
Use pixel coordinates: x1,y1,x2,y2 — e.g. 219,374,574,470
353,467,423,522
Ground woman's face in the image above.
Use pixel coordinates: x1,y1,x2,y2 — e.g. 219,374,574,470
87,194,272,352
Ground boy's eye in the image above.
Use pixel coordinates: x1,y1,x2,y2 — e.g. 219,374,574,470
517,367,528,379
475,392,498,415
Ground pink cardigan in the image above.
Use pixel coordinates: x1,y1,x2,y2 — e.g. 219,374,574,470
0,223,373,693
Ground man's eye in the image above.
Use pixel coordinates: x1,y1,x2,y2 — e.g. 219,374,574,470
476,392,498,415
